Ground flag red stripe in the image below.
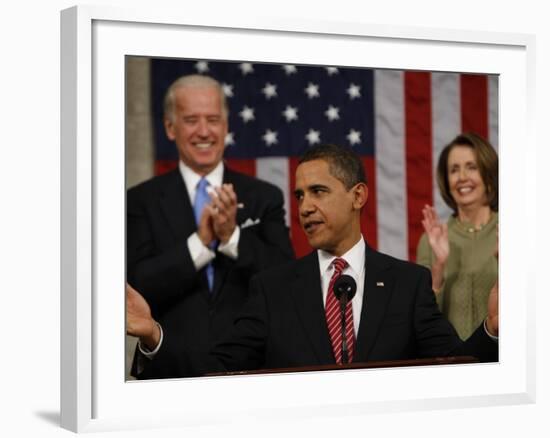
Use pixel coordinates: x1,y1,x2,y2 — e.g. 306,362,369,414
154,159,178,176
361,157,377,250
224,158,256,177
460,74,489,139
405,72,433,262
154,159,258,179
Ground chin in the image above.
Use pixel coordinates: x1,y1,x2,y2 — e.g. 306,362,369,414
309,239,335,254
306,238,319,249
305,236,323,250
457,196,484,207
195,156,218,168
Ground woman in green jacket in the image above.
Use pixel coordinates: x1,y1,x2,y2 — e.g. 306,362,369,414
416,132,498,340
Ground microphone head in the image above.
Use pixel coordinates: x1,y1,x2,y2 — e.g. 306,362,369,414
333,275,357,301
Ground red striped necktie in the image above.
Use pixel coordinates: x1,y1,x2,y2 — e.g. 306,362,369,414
325,257,355,364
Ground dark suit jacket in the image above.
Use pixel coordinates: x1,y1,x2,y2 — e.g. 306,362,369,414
150,243,497,377
127,166,294,378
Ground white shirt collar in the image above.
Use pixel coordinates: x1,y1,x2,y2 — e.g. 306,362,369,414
318,236,366,275
318,236,366,335
178,160,224,202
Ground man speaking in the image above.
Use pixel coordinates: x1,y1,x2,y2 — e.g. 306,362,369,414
127,144,498,377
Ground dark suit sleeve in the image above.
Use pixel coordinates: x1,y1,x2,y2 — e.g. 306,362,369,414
138,274,270,378
127,185,199,316
413,267,498,362
208,274,269,372
234,183,294,271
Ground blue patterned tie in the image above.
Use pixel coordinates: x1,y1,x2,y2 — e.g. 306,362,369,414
194,177,215,291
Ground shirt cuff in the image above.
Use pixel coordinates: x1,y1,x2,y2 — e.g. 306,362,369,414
188,232,216,270
218,226,240,260
483,318,499,342
137,322,164,359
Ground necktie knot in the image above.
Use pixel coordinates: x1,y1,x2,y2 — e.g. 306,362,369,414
194,177,210,224
332,258,347,276
197,177,208,192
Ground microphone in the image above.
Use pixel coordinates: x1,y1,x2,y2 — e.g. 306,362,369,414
333,275,357,364
333,275,357,302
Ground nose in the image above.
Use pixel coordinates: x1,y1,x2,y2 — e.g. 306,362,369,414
197,118,209,137
299,194,315,217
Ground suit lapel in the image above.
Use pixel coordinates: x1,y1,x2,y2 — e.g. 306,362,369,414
222,167,248,226
159,170,211,294
288,245,397,364
159,170,196,241
290,252,334,364
354,246,395,362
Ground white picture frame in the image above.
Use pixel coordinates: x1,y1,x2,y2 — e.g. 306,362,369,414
60,5,536,433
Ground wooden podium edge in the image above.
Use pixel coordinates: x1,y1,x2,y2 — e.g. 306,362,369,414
206,356,479,377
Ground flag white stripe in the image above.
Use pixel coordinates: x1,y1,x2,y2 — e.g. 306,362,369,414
375,70,407,260
431,72,459,221
488,75,499,151
256,156,291,226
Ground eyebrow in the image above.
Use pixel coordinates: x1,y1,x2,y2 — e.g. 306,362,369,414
450,160,477,167
293,184,329,197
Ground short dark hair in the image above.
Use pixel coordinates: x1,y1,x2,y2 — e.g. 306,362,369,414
436,132,499,214
298,144,366,189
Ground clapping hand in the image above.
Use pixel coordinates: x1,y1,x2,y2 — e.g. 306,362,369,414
197,204,216,246
126,283,160,350
421,205,450,265
209,183,239,244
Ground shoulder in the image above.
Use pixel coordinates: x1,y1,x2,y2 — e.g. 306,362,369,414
368,247,431,279
225,168,284,198
250,252,314,283
252,257,303,281
127,170,180,199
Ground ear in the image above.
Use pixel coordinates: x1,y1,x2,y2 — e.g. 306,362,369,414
351,182,368,210
164,117,176,141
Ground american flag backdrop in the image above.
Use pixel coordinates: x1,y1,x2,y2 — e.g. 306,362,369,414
150,58,499,261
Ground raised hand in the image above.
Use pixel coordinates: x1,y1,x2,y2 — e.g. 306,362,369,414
209,183,238,244
126,283,160,349
421,205,450,265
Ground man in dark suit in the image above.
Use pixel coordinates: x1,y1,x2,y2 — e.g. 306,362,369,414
127,144,498,377
127,74,294,378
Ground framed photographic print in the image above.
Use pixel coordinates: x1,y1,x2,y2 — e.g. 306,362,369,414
61,4,535,433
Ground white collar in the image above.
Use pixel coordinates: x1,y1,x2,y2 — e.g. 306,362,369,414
318,236,366,275
178,160,224,193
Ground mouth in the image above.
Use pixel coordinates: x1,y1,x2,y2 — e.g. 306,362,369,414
194,142,215,150
303,221,324,234
457,186,474,195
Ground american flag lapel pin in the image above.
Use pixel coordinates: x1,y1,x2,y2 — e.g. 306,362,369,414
376,281,384,287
